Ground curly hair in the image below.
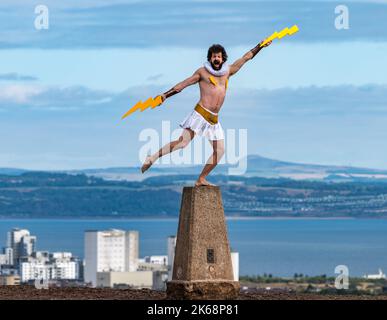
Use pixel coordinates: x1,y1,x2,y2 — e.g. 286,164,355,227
207,44,228,62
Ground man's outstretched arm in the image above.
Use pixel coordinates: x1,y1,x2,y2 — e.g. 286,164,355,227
229,40,272,76
160,69,201,102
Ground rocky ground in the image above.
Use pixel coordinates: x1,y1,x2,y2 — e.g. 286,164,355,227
1,286,387,300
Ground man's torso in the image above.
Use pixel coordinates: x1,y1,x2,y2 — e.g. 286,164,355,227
197,67,229,114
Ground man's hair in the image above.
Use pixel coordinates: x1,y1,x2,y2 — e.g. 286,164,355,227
207,44,228,62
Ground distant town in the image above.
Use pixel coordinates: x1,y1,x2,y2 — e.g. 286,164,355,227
0,227,239,289
2,227,387,296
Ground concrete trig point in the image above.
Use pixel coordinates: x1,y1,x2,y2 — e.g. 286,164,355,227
167,186,240,299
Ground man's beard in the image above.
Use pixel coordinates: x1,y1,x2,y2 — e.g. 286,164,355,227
211,60,223,71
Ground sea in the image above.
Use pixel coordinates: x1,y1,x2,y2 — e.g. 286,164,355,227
1,218,387,277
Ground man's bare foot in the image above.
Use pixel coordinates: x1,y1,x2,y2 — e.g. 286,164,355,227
195,178,216,187
141,156,154,173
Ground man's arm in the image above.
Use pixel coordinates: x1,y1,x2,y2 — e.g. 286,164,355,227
229,40,272,76
160,69,201,102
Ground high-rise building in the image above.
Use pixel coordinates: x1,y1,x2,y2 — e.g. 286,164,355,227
4,247,13,265
7,228,36,265
20,235,36,257
84,229,139,287
167,236,176,281
125,230,139,272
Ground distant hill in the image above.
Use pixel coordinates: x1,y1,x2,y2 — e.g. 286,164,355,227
243,155,387,181
2,154,387,183
65,154,387,182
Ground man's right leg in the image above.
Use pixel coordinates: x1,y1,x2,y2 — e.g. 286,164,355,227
141,128,195,173
195,138,225,186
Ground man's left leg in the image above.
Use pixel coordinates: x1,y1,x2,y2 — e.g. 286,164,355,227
195,139,225,186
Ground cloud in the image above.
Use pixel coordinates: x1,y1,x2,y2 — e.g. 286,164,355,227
0,85,43,103
223,84,387,117
31,86,113,110
0,85,112,109
0,72,38,81
0,0,386,49
1,81,387,170
0,0,139,9
1,82,386,119
146,73,164,82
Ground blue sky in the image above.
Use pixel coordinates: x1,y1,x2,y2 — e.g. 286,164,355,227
1,0,387,170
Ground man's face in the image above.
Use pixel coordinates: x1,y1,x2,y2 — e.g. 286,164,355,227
210,52,223,70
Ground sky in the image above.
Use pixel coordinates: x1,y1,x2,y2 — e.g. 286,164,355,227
1,0,387,170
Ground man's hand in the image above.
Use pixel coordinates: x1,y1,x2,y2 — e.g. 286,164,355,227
260,40,272,48
153,94,165,107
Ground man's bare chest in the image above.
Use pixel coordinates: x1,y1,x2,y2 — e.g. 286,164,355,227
200,72,229,90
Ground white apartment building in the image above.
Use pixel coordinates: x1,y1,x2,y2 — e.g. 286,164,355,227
84,229,139,287
51,252,78,280
19,251,79,282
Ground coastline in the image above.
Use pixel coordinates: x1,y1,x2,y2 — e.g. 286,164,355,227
0,216,369,221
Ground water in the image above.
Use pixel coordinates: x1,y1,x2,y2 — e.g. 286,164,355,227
1,218,387,277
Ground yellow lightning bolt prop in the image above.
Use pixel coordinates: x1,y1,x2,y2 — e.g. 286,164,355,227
288,25,299,35
260,25,299,47
140,97,153,111
121,95,163,120
277,27,290,39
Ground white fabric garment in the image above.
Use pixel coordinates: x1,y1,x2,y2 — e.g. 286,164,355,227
204,61,229,77
179,106,225,141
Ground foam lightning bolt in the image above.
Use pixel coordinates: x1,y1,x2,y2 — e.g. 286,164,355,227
260,25,299,47
121,95,163,120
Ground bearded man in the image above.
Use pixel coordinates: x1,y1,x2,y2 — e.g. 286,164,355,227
141,40,272,186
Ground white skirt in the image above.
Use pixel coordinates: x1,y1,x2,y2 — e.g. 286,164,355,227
179,108,225,141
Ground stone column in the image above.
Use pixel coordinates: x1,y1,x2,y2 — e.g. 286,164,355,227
167,186,240,299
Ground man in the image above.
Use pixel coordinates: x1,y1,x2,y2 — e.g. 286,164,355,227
141,39,272,186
